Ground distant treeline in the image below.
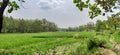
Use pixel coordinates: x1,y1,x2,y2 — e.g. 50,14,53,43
2,16,96,33
3,15,118,33
60,22,95,32
2,17,58,33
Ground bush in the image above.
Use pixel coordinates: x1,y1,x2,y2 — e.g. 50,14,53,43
109,29,115,34
88,36,108,50
73,34,79,39
72,41,89,55
96,32,104,35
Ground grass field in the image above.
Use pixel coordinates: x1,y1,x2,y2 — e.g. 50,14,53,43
0,31,120,55
0,32,95,55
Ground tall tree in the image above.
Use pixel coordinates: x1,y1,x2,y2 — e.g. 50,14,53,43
0,0,23,33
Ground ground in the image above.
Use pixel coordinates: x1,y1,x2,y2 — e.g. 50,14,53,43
0,31,120,55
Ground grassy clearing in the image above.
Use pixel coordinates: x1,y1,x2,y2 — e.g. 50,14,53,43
0,32,95,55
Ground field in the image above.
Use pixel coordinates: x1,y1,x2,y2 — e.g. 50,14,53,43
0,32,95,55
0,31,120,55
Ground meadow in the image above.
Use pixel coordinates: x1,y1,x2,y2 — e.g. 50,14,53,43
0,32,94,55
0,31,120,55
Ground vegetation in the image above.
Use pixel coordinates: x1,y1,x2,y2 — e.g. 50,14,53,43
2,17,58,33
0,0,23,32
1,15,120,55
0,0,120,55
73,0,120,18
0,32,94,55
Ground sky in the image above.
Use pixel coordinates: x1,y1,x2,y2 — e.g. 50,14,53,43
5,0,107,28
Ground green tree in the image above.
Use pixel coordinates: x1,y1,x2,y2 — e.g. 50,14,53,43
0,0,24,33
73,0,119,18
79,25,85,31
2,17,59,33
86,22,94,31
108,16,119,30
96,20,104,31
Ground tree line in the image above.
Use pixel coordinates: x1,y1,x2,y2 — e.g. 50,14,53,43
60,22,95,32
2,16,58,33
95,15,120,32
60,15,120,33
2,15,120,33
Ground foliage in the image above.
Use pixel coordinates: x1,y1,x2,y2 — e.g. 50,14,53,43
0,32,90,55
73,0,119,18
88,36,107,50
32,32,95,38
75,40,89,55
96,20,106,31
2,17,58,33
4,0,24,13
60,22,95,32
113,31,120,43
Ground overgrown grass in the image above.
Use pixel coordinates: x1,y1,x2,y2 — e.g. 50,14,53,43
113,31,120,43
32,32,95,38
0,32,95,55
72,34,113,55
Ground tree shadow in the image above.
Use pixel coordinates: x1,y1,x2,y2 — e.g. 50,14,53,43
32,36,73,38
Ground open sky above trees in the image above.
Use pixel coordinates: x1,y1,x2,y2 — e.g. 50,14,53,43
5,0,107,28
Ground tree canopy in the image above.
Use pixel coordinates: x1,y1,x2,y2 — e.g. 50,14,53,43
3,0,24,13
73,0,120,18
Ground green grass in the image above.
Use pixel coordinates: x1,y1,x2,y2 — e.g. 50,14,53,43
113,31,120,43
32,32,95,38
0,32,95,55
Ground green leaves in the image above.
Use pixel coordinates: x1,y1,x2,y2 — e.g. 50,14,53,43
8,7,13,13
74,0,89,11
73,0,119,19
89,4,101,19
86,0,90,4
8,1,20,13
12,1,20,10
18,0,25,2
73,0,81,3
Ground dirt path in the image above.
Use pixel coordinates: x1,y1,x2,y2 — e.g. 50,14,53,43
110,35,120,54
94,48,116,55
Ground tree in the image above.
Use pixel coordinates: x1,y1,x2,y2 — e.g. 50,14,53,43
2,17,59,33
79,25,85,31
0,0,24,33
108,16,119,30
86,22,94,31
73,0,119,19
96,20,104,31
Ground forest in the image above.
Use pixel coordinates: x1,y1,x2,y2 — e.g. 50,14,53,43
2,16,58,33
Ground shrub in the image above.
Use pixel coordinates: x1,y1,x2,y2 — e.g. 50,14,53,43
96,32,104,35
73,41,88,55
88,36,108,50
73,34,79,39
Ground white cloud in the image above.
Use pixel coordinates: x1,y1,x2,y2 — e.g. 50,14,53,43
37,0,64,10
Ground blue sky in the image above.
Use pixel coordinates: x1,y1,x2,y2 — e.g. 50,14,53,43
5,0,107,28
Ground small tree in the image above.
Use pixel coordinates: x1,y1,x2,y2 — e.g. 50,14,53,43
86,22,94,31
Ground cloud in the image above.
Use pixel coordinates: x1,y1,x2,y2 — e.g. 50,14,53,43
37,0,64,10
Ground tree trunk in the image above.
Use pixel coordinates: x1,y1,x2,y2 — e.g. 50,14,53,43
0,0,9,33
